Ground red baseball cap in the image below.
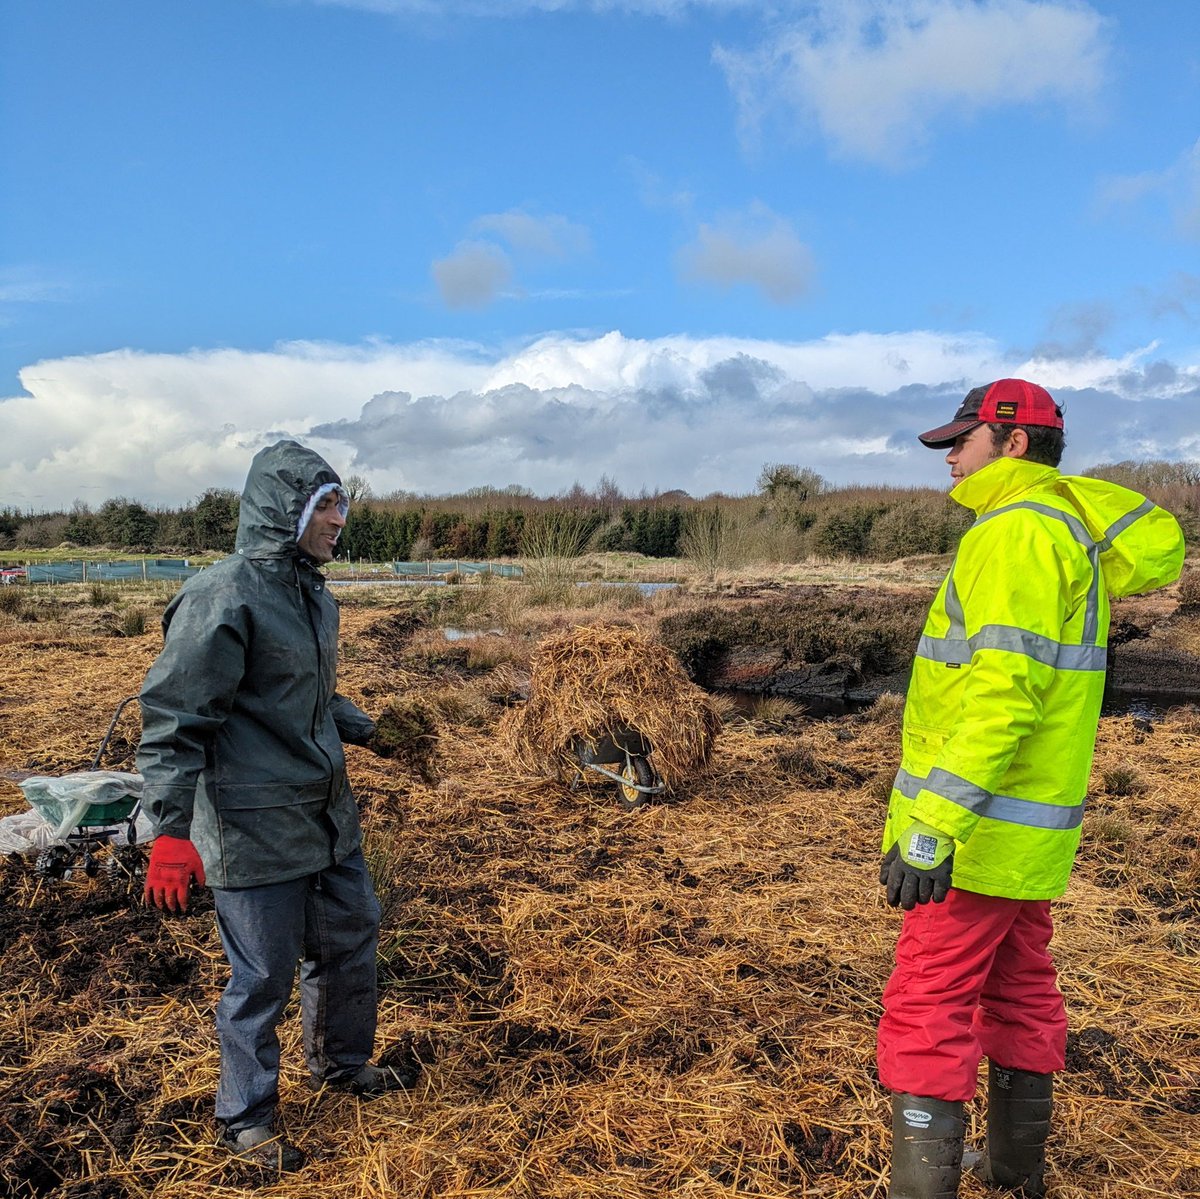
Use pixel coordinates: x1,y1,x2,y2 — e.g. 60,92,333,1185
919,378,1064,449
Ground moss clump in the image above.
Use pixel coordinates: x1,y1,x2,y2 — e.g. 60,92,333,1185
372,700,439,783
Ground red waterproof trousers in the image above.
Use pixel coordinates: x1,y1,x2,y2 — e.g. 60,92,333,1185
877,888,1067,1102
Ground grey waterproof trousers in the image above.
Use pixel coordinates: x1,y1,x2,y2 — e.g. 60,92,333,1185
212,849,382,1130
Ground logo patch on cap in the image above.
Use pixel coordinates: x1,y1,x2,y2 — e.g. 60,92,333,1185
994,401,1018,419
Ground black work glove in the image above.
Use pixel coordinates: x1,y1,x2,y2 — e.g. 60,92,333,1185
880,820,955,910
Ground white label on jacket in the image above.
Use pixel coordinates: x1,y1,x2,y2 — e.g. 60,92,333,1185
908,831,939,867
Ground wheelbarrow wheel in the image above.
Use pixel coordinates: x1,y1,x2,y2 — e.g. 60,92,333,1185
617,755,655,810
104,843,148,888
35,844,74,880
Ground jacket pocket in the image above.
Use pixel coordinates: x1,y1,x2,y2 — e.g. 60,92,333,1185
902,720,947,772
213,780,330,811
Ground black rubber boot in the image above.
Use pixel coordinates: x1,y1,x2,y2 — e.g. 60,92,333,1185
889,1093,965,1198
308,1061,420,1099
979,1065,1052,1197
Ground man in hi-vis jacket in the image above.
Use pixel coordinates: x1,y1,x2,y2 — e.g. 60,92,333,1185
138,441,412,1172
877,380,1184,1199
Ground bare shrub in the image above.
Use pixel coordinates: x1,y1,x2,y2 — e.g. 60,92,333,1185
408,536,435,563
89,583,118,607
14,515,69,549
743,520,807,565
520,511,590,596
679,507,751,576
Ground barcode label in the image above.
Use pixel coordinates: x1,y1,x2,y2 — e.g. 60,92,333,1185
908,832,938,867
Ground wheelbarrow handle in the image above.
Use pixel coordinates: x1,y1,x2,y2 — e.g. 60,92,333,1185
581,762,665,795
91,696,141,770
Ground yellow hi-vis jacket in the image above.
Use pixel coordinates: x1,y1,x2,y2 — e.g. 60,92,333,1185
883,456,1185,900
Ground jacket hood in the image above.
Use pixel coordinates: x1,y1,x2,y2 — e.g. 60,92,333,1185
953,457,1184,599
1052,473,1185,598
235,440,344,559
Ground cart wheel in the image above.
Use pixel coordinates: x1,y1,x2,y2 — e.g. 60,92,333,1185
616,755,655,810
105,844,148,886
35,844,74,880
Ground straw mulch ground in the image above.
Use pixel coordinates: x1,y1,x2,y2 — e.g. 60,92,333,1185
0,598,1197,1199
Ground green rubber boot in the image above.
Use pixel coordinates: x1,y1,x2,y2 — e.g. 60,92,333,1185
978,1065,1052,1197
889,1093,965,1198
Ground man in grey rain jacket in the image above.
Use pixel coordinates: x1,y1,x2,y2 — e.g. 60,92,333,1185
138,440,410,1172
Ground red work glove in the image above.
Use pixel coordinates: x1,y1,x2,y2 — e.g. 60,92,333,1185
144,835,206,912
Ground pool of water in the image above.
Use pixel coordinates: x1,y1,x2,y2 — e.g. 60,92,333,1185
575,581,681,595
1101,689,1198,719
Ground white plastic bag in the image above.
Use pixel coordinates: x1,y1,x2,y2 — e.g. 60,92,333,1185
0,809,60,855
18,771,144,841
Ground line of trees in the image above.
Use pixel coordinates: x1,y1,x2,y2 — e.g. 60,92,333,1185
2,459,1196,562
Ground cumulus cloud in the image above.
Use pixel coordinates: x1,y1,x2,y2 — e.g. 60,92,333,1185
0,340,493,508
714,0,1109,166
676,204,815,304
431,240,514,309
4,330,1197,510
432,210,591,309
1100,139,1200,240
471,210,592,259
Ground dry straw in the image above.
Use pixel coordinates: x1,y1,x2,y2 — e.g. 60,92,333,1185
0,601,1197,1199
498,623,721,790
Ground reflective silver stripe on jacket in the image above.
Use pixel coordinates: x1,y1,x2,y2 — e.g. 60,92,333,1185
936,498,1111,656
917,625,1107,671
1097,498,1155,552
895,767,1086,831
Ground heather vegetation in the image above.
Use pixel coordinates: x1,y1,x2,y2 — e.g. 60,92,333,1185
1,459,1196,565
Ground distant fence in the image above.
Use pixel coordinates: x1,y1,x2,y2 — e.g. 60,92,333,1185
389,561,523,578
15,558,522,585
23,559,203,584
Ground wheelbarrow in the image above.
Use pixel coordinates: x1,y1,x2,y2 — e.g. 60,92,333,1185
20,696,146,882
569,724,666,809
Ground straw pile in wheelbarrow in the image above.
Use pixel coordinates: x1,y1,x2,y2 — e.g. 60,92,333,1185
498,623,720,789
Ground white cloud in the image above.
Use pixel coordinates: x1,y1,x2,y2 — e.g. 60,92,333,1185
3,330,1196,510
714,0,1109,167
0,340,493,508
431,240,514,309
676,204,814,304
1101,138,1200,240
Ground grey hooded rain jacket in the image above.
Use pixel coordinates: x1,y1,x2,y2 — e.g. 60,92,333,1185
137,441,374,888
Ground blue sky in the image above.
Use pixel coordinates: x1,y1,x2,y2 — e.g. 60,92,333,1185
2,0,1197,509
